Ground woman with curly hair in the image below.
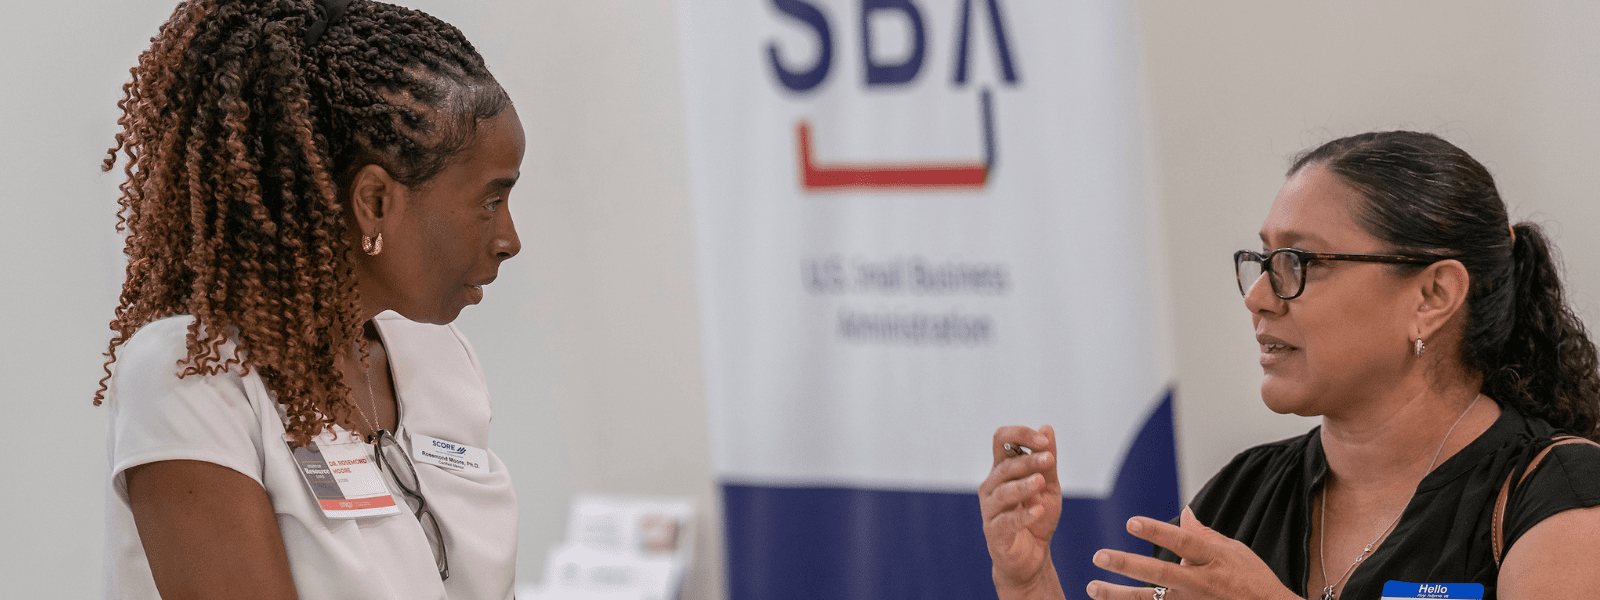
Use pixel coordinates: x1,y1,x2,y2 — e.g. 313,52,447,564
981,132,1600,600
99,1,524,597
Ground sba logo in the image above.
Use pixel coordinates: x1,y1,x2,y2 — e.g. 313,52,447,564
767,0,1020,190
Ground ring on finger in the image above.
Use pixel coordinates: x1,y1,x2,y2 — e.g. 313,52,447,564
1152,586,1168,600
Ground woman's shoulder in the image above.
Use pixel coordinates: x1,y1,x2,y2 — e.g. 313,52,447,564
114,316,200,382
1216,428,1320,480
1495,405,1600,469
1189,428,1320,512
106,314,268,487
110,315,249,400
120,315,196,356
1500,438,1600,556
1511,433,1600,505
1164,428,1321,556
119,315,247,361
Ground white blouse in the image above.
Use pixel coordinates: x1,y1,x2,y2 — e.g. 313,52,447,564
104,312,517,599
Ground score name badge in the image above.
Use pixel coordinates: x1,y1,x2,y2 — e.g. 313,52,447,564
285,429,401,519
1381,581,1485,600
412,433,489,474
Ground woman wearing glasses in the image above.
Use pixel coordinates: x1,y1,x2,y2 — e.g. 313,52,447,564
982,131,1600,600
99,1,522,598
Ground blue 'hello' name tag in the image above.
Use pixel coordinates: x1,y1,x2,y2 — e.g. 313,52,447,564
1381,581,1485,599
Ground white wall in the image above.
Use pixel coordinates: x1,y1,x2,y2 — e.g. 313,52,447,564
1,0,174,594
442,2,725,597
6,1,1600,598
1142,0,1600,493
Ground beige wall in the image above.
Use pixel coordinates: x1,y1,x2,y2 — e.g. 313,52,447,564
448,2,725,597
1143,0,1600,493
7,1,1600,598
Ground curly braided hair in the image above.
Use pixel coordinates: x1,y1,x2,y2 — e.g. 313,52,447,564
97,0,510,444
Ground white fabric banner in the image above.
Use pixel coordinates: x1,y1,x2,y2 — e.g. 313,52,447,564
678,0,1173,497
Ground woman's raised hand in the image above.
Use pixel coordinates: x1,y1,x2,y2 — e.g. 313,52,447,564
1086,507,1300,600
981,425,1065,600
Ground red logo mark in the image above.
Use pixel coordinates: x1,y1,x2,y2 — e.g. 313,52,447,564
798,89,996,191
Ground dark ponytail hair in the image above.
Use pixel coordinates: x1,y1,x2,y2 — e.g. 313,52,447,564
1289,131,1600,439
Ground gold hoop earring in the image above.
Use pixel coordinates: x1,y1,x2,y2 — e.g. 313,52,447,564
1414,338,1426,356
362,232,384,256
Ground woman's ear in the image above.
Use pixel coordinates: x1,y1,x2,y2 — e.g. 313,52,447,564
1417,259,1471,340
348,163,400,233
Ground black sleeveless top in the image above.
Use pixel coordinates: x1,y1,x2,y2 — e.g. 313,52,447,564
1158,404,1600,599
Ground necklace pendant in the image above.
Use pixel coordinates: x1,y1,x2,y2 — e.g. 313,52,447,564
1321,586,1336,600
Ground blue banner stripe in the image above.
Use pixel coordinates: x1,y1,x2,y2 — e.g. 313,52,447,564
723,391,1179,600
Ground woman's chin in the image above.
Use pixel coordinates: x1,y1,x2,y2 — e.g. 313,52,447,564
392,304,465,326
1260,377,1317,416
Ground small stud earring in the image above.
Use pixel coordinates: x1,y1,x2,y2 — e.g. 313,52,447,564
362,232,383,256
1414,338,1426,356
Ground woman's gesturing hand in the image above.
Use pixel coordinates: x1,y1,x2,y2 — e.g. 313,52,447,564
1085,507,1300,600
981,425,1065,600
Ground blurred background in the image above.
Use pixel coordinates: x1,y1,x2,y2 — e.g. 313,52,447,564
5,1,1600,598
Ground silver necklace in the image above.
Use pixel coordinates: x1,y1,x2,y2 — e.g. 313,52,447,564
1317,394,1481,600
350,341,381,440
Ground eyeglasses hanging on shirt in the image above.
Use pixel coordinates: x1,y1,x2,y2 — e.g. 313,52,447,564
372,429,450,581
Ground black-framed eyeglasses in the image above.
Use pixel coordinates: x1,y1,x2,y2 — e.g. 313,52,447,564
1233,248,1437,300
372,429,449,580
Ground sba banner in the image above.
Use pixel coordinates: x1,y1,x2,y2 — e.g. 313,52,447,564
676,1,1178,598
